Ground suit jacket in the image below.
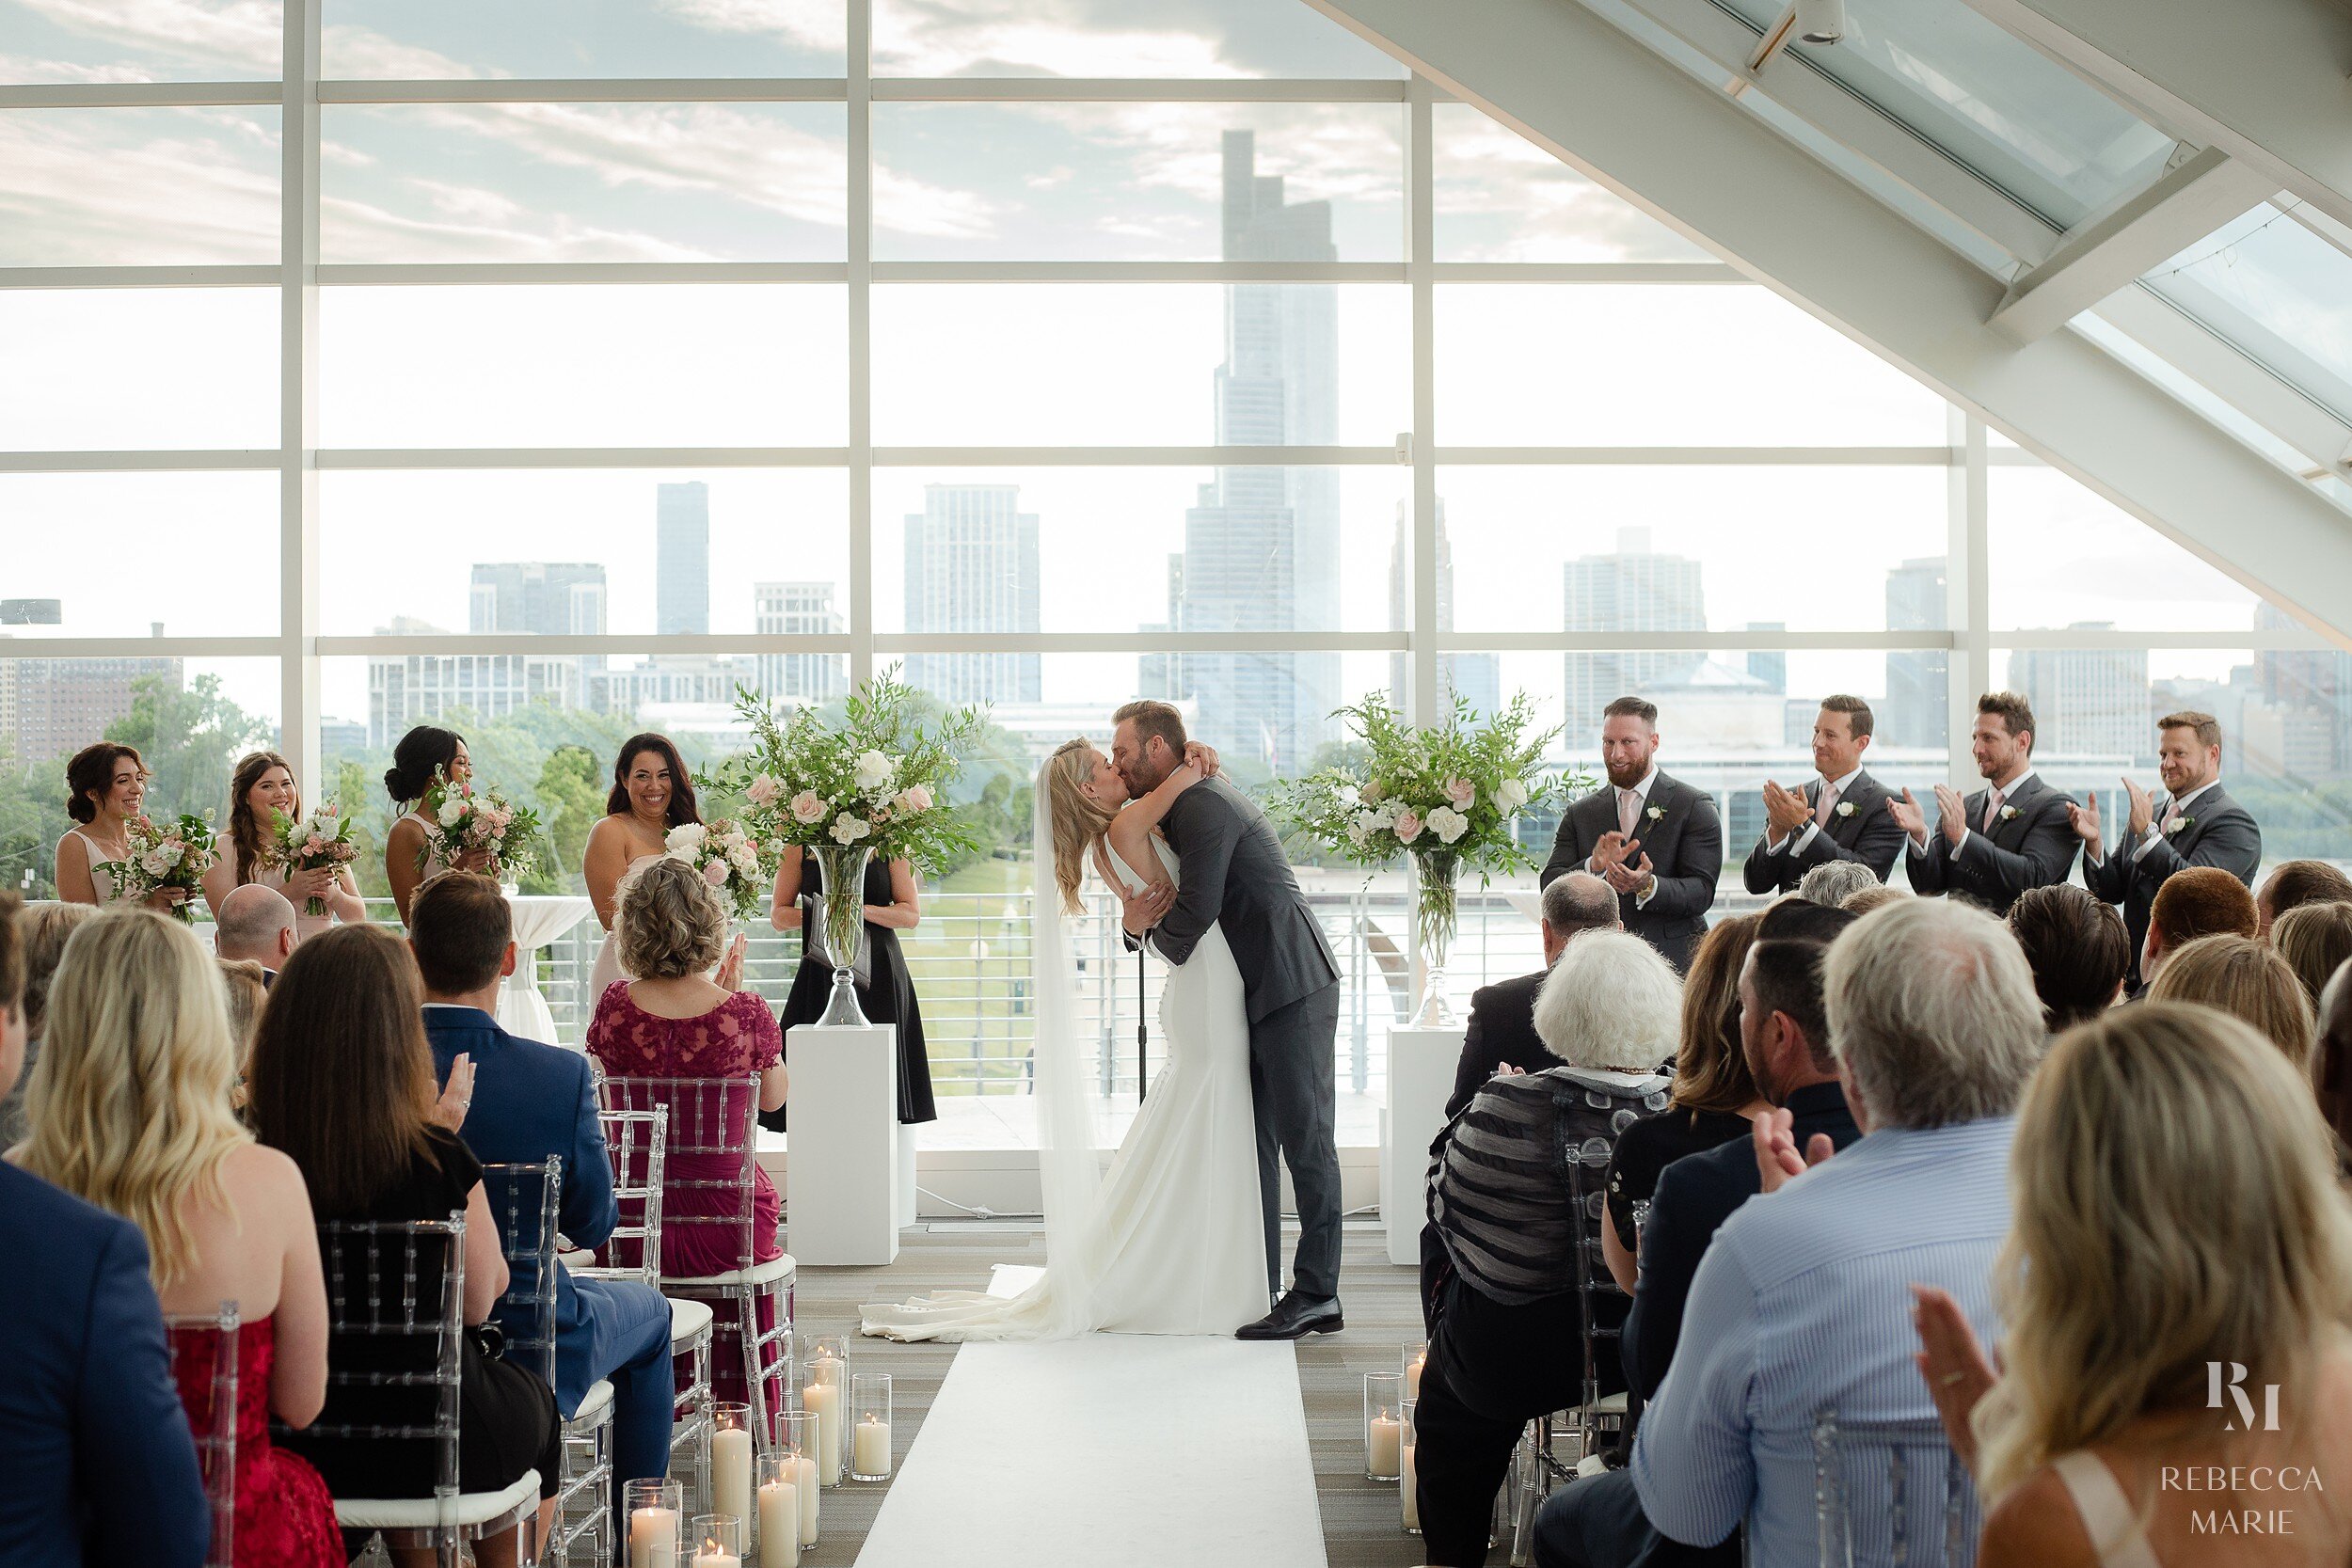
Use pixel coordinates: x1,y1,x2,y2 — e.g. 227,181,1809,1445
1135,776,1340,1024
1903,772,2080,916
0,1163,209,1568
2083,782,2263,991
1540,772,1723,972
1621,1080,1862,1402
423,1006,619,1414
1740,768,1904,895
1446,968,1546,1121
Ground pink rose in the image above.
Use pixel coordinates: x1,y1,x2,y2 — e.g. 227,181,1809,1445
1444,777,1475,808
904,784,935,813
304,835,326,856
703,859,730,887
745,774,781,808
790,790,827,824
1392,809,1424,844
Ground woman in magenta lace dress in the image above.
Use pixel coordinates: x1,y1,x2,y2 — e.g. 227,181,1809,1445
588,855,784,1409
10,911,339,1568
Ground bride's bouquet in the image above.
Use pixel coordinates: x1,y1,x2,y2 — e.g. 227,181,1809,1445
99,813,219,924
270,800,359,916
663,816,778,924
418,769,543,883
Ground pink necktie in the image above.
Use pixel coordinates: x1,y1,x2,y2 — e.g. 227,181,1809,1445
1981,789,2003,832
1813,784,1838,827
1618,789,1640,837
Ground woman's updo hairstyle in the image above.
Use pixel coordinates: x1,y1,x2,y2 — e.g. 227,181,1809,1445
384,725,465,805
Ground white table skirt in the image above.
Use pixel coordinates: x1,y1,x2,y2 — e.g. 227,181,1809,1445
499,895,594,1047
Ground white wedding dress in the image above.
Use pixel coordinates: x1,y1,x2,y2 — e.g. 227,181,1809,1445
860,833,1267,1340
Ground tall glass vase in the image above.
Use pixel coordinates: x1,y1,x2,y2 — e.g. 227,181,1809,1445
812,841,872,1028
1409,848,1459,1029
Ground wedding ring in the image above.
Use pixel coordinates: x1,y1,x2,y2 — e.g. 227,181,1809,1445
1938,1370,1966,1387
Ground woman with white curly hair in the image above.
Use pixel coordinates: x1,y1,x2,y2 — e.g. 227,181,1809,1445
1415,929,1682,1565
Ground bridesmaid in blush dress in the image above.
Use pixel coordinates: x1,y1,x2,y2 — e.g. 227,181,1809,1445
584,734,702,998
54,742,187,913
201,751,367,942
383,726,493,925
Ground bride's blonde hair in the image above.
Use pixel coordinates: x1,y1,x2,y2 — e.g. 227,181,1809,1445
1971,1003,2352,1505
16,911,251,1288
1043,737,1117,915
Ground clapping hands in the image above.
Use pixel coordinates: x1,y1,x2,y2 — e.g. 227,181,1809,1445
1752,1106,1835,1195
1761,780,1813,838
2066,790,2102,849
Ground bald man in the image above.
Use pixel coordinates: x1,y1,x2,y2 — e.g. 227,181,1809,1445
213,883,298,979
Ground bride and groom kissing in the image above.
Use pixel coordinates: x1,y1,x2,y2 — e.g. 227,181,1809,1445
860,700,1346,1344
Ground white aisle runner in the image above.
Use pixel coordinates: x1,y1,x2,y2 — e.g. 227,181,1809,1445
851,1332,1330,1568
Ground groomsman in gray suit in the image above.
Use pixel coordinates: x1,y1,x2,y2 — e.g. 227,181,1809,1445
1539,696,1722,972
1892,690,2078,916
2076,709,2263,992
1740,695,1905,895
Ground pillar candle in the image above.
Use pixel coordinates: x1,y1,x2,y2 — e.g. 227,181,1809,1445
714,1425,754,1536
629,1506,678,1568
758,1477,800,1568
1402,1441,1421,1531
691,1550,739,1568
795,1453,819,1547
1368,1412,1403,1477
805,1382,842,1485
1406,1353,1425,1402
852,1414,892,1479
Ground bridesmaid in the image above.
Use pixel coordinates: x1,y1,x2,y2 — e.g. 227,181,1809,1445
761,845,933,1134
584,734,702,998
54,742,185,913
383,725,491,924
201,751,367,941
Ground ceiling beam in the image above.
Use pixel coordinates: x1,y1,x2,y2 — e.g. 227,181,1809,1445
1300,0,2352,647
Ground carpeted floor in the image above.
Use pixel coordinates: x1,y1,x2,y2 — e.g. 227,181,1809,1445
786,1218,1433,1568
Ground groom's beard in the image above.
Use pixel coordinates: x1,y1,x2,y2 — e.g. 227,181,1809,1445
1122,755,1174,797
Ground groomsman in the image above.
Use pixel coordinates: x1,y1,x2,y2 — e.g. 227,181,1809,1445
1892,691,2078,916
1539,696,1722,972
1740,695,1904,896
2077,709,2263,992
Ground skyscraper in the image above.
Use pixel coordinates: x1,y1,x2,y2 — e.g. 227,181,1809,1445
2007,628,2151,765
2254,601,2352,778
755,581,845,705
1883,557,1947,749
1562,528,1705,721
1388,501,1501,720
469,562,607,637
903,483,1042,705
368,616,585,746
1745,625,1787,695
657,482,711,638
1,619,183,766
1170,130,1341,768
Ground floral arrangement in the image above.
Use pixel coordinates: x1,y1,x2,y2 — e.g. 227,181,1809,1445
664,816,778,924
270,800,359,916
418,769,543,883
99,813,218,924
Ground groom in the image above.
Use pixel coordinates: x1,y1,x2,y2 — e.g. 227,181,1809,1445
1111,700,1348,1339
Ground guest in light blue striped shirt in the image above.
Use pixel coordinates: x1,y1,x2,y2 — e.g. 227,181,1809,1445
1631,899,2046,1567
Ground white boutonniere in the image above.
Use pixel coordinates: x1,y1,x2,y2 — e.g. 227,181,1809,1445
1645,804,1666,823
2164,815,2192,835
1835,800,1855,818
1998,804,2020,822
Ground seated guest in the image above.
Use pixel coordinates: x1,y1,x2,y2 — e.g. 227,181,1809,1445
411,874,674,1535
2255,856,2352,937
1598,912,1764,1294
1447,870,1619,1119
217,958,268,1062
2005,884,2129,1031
2271,898,2352,1012
1915,1005,2352,1568
1795,858,1877,909
2139,863,2259,990
0,899,94,1146
1838,883,1904,915
587,856,787,1412
213,883,299,978
2317,964,2352,1158
1538,900,1859,1568
250,926,560,1568
15,911,338,1567
0,895,212,1568
1415,931,1679,1566
1628,899,2042,1566
2145,934,2315,1074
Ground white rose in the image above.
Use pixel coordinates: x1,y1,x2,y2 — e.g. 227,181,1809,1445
140,849,171,877
157,844,184,868
831,813,872,844
1353,809,1385,835
436,798,468,828
665,823,706,855
1494,779,1530,812
853,751,894,790
730,847,758,874
1427,805,1470,845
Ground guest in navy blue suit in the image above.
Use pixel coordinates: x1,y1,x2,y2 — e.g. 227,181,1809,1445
408,874,675,1533
0,891,210,1568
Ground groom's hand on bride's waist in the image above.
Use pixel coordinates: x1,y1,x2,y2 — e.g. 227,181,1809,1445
1120,879,1176,936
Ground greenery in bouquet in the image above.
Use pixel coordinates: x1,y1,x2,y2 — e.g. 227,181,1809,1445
418,769,544,883
270,800,359,916
662,816,778,924
704,667,990,873
99,812,219,923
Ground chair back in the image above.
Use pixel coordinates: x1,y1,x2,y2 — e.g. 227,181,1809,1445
165,1301,242,1568
480,1157,563,1391
574,1106,668,1290
1810,1409,1979,1568
1555,1100,1631,1418
596,1075,759,1273
310,1215,468,1520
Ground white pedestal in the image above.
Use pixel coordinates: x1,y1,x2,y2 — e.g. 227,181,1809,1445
898,1122,919,1227
785,1023,900,1266
1383,1026,1464,1267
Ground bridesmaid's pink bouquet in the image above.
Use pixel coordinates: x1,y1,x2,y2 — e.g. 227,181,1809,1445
98,813,218,923
270,801,359,916
418,770,543,882
663,816,776,923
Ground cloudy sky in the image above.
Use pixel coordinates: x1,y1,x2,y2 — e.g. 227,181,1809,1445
0,0,2276,736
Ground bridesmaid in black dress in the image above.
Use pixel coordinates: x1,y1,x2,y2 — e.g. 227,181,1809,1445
760,847,936,1133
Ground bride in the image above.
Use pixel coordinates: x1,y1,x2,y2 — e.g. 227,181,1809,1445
859,736,1267,1340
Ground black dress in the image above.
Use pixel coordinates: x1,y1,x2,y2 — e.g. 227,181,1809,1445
1600,1105,1755,1253
762,851,936,1131
283,1128,561,1504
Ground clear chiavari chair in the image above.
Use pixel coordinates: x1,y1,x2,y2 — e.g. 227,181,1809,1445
315,1214,541,1568
164,1300,242,1568
1811,1409,1979,1568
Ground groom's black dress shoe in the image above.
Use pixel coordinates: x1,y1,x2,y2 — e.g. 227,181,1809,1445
1236,1292,1343,1340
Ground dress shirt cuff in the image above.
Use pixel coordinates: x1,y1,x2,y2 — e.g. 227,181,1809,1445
1634,879,1657,910
1790,822,1821,856
1949,830,1971,863
2131,827,2164,863
1905,831,1931,858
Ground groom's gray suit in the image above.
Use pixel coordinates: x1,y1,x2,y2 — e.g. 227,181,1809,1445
1131,776,1345,1302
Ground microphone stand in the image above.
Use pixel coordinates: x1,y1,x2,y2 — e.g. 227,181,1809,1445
1136,943,1149,1106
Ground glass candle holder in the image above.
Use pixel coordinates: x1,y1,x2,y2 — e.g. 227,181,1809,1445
1365,1371,1406,1481
850,1372,894,1481
712,1403,754,1544
626,1478,683,1568
1402,1398,1422,1536
755,1451,802,1568
780,1409,820,1551
803,1335,849,1488
691,1514,743,1567
1402,1339,1427,1404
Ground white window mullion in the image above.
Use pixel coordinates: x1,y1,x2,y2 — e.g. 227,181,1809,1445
280,0,322,783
